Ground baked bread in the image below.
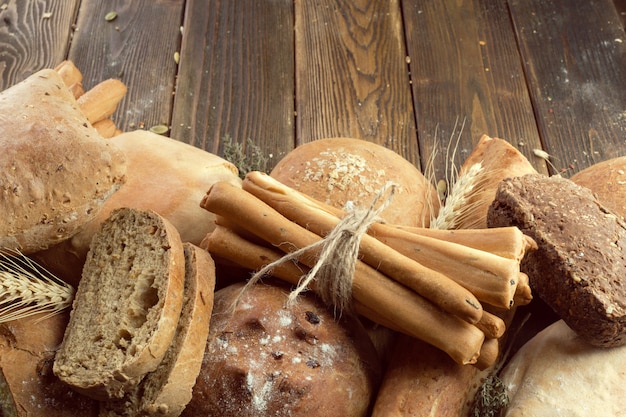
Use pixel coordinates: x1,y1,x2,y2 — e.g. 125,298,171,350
32,130,241,287
270,137,439,228
182,280,382,417
0,69,126,254
487,173,626,347
571,155,626,219
53,208,185,400
0,313,99,417
453,135,537,229
101,243,216,416
500,319,626,417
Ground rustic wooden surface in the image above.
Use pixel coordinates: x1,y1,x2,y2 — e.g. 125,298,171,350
1,0,624,178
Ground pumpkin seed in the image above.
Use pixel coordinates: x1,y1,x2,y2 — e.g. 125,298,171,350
105,11,117,22
149,125,169,135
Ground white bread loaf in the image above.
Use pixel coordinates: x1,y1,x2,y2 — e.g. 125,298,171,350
32,130,242,287
53,208,185,400
182,280,382,417
0,69,127,254
500,319,626,416
101,243,216,417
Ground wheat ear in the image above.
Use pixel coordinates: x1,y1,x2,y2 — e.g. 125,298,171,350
0,250,75,323
430,162,488,230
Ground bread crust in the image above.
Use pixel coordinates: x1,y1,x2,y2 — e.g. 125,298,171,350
0,69,126,254
500,320,626,416
0,313,99,417
270,137,438,227
53,208,185,400
183,280,382,417
571,155,626,219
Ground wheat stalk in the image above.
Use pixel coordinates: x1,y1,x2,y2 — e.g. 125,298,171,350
0,250,74,323
430,162,488,230
424,117,489,231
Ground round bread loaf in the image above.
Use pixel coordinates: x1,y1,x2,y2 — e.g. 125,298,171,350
571,156,626,219
183,280,382,417
270,137,438,227
0,69,126,254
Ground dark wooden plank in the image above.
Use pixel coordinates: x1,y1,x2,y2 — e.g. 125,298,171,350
0,0,79,89
67,0,184,133
295,0,420,167
509,0,626,174
403,0,546,179
171,0,295,169
614,0,626,27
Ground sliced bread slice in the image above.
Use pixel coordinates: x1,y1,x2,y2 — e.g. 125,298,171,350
101,242,216,417
53,208,185,400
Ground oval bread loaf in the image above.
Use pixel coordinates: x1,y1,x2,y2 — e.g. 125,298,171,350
53,208,185,400
0,69,126,254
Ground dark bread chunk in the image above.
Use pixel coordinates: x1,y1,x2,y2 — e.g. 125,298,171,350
487,174,626,347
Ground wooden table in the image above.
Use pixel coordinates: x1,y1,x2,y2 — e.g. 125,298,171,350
1,0,624,180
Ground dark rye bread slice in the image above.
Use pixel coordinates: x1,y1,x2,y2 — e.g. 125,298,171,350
53,208,185,400
487,173,626,347
101,243,216,417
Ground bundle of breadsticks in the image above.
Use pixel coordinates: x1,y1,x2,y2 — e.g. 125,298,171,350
54,60,127,138
200,167,536,368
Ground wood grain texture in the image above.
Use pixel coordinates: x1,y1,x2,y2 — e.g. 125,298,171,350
67,0,184,133
0,0,79,89
295,0,420,167
403,0,546,179
510,0,626,174
171,0,295,169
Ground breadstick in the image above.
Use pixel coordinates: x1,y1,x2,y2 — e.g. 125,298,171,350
475,310,506,339
203,180,483,324
383,225,537,262
205,224,486,365
242,171,521,310
77,78,127,124
54,60,83,88
474,337,499,370
92,119,118,139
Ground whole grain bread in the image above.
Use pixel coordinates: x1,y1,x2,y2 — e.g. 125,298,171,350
53,208,185,400
101,243,216,417
0,69,126,254
487,173,626,347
